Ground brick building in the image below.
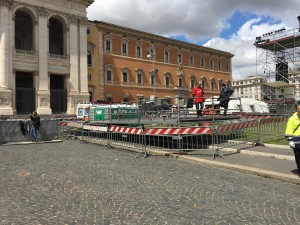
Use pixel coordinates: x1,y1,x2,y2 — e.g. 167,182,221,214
87,21,234,104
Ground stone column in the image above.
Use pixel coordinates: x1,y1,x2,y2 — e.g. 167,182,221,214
79,17,89,99
66,15,80,114
36,7,51,114
0,0,13,115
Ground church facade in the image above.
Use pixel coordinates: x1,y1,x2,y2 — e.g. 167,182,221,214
0,0,93,115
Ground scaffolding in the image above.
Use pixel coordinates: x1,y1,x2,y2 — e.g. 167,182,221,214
255,26,300,113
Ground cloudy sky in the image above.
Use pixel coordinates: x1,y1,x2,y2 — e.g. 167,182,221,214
87,0,300,80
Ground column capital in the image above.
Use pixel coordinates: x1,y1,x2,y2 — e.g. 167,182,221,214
79,16,88,26
68,14,78,25
36,6,49,18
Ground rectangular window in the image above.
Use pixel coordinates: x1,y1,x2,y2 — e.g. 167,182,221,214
210,81,214,90
165,76,170,87
106,97,113,103
191,79,195,88
190,56,194,66
201,58,204,67
178,54,182,63
151,75,155,86
106,71,112,81
123,96,129,103
202,80,205,88
106,40,111,51
88,74,92,80
122,43,127,54
87,29,90,35
136,46,141,58
137,74,142,84
123,72,128,83
164,51,169,63
179,78,183,87
218,61,221,70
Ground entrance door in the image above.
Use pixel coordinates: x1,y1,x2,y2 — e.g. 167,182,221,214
50,75,67,113
16,72,35,114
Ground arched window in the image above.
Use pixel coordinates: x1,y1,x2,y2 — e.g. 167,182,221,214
49,17,66,55
15,10,34,51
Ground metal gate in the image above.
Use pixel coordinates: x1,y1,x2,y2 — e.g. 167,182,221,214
50,89,67,113
16,88,35,114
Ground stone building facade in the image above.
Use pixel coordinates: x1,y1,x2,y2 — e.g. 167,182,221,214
0,0,93,115
87,21,234,104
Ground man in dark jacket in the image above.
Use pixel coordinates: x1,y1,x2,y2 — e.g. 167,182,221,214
218,84,233,116
30,111,40,142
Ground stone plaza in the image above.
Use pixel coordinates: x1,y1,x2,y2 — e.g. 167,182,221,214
0,140,300,224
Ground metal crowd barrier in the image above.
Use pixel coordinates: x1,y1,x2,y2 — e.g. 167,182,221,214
57,115,289,159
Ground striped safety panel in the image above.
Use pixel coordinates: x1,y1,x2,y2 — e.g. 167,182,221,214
145,127,212,135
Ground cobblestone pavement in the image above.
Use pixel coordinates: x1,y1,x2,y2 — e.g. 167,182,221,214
0,140,300,225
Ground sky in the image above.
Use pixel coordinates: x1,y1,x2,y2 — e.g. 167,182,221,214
86,0,300,80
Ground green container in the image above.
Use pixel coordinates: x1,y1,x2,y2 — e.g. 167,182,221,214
89,105,139,121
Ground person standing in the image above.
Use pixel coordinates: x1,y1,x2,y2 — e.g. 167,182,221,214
285,102,300,177
192,82,205,117
218,83,233,116
30,111,40,142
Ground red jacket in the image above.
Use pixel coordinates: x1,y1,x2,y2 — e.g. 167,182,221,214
192,87,205,103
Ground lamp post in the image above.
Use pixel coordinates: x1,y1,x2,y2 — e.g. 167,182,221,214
147,45,157,98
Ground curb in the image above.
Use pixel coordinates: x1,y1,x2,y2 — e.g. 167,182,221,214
173,154,300,185
219,147,294,161
1,140,63,146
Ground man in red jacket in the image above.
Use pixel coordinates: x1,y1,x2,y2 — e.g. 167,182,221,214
192,82,205,117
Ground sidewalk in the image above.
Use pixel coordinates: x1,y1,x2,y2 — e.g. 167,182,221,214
150,143,300,185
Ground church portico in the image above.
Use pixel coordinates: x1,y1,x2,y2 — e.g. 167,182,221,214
0,0,94,115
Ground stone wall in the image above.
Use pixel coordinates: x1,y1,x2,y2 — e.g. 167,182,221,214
0,120,59,144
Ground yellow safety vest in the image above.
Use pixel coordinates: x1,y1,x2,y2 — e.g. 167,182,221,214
285,112,300,136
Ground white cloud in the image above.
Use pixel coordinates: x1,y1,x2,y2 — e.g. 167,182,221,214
204,18,289,79
87,0,300,79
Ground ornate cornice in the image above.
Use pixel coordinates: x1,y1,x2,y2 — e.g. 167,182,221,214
93,21,234,58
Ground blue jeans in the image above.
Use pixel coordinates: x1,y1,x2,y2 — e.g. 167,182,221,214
30,125,38,140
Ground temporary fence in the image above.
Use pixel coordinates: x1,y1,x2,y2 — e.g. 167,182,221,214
57,115,288,159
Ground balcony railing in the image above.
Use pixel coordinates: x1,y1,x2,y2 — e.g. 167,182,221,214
15,49,36,55
49,54,68,59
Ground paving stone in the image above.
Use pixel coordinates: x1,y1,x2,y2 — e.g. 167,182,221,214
0,140,299,224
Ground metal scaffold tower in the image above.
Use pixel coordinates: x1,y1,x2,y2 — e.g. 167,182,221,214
255,21,300,113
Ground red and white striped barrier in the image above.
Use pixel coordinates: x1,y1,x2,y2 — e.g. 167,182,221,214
217,120,259,134
259,116,287,125
241,114,271,119
145,127,212,135
109,126,143,134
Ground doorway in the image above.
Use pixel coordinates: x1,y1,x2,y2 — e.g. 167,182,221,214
16,72,35,114
50,75,67,113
